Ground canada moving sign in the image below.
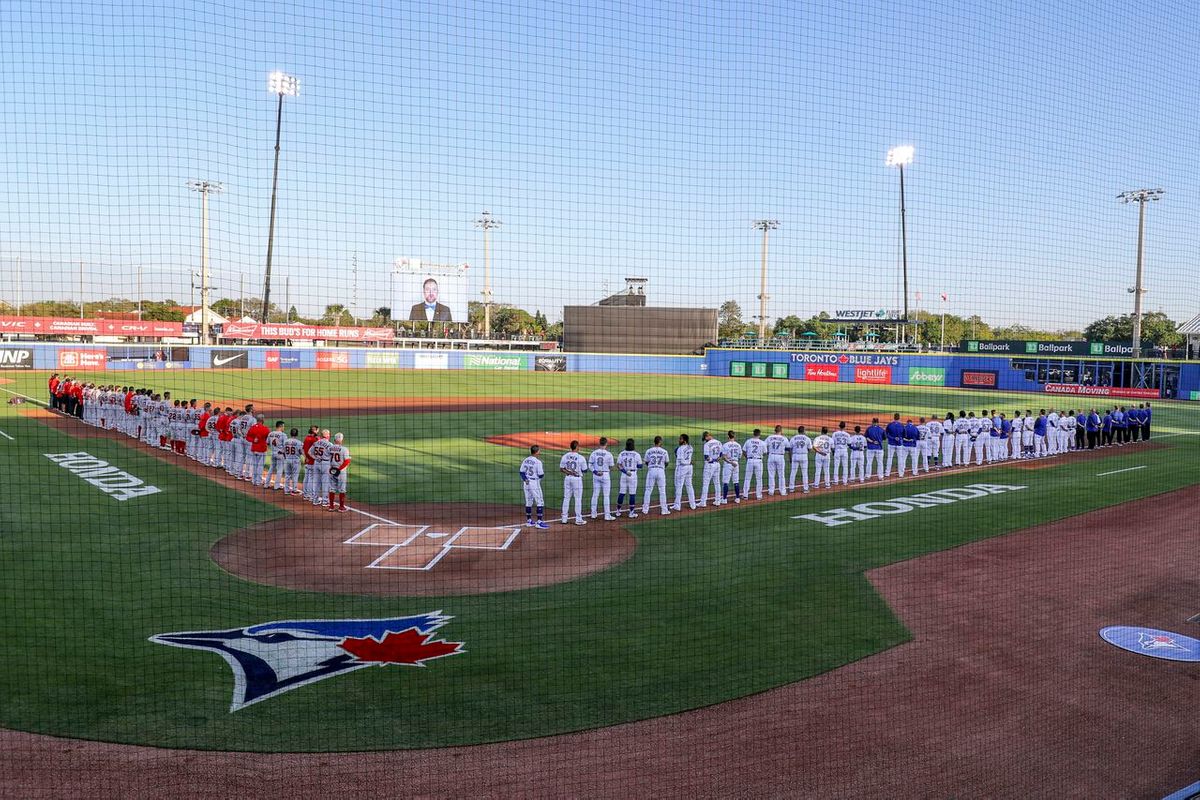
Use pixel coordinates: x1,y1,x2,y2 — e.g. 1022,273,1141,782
1044,383,1159,400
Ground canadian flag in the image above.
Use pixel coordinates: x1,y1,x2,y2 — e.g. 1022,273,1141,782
940,293,948,302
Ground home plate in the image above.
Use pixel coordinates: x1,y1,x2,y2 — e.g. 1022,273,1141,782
426,532,449,539
590,405,599,408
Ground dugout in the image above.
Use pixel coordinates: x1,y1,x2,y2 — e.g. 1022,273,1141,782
563,306,717,354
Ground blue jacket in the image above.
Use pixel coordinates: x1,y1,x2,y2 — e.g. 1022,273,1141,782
885,421,904,446
1033,416,1047,436
1144,407,1152,422
1087,413,1101,431
865,425,885,450
1102,414,1112,431
1113,411,1126,428
902,423,919,446
1076,413,1086,429
1001,419,1012,438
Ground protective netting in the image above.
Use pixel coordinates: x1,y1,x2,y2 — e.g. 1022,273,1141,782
2,2,1200,797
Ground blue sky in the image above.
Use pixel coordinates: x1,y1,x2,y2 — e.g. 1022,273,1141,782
1,0,1198,329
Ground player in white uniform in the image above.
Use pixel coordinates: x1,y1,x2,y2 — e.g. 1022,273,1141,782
831,422,851,486
266,421,288,490
741,429,766,501
588,437,616,520
811,427,833,489
788,425,812,493
1046,410,1060,455
765,425,789,496
848,425,868,483
939,412,955,469
915,417,931,473
559,441,589,525
1022,410,1036,458
616,439,643,519
1010,412,1023,459
326,433,351,512
519,445,549,528
229,406,256,479
280,428,304,495
307,431,333,505
1061,410,1075,453
721,431,743,504
672,433,697,511
642,436,671,516
698,432,724,507
988,411,1003,463
926,415,943,468
203,406,220,466
971,411,988,466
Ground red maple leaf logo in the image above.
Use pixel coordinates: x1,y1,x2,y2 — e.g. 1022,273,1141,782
338,628,464,665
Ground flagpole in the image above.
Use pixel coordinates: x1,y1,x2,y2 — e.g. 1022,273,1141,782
940,294,947,351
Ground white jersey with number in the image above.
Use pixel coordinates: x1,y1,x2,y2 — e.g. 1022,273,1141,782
849,434,867,452
789,434,811,460
831,430,851,451
675,444,693,467
282,437,304,462
743,438,765,459
617,450,643,475
702,439,723,464
520,455,544,482
588,449,614,476
267,430,287,454
765,434,788,456
644,446,669,470
812,435,832,456
721,440,743,463
559,451,587,476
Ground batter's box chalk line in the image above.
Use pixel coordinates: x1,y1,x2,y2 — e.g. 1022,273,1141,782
345,521,524,571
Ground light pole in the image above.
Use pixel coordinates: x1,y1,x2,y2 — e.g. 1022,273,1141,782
753,220,779,342
886,145,914,343
261,70,299,324
475,211,501,335
188,180,223,343
1117,188,1163,355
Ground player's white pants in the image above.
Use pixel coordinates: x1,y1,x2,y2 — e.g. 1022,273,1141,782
865,449,883,478
813,454,831,487
562,476,584,522
673,465,695,509
766,455,787,495
270,454,286,487
617,471,639,507
1023,430,1034,454
249,452,266,486
1034,435,1047,458
885,445,906,478
955,435,971,465
283,459,300,494
849,452,865,483
972,436,986,465
642,468,668,514
1060,430,1071,453
832,451,849,485
929,435,940,463
741,459,764,499
522,479,544,509
916,443,930,473
986,436,999,463
721,463,740,499
309,463,329,504
591,473,611,517
1045,430,1056,455
700,463,722,505
941,434,956,467
903,446,918,475
1011,434,1021,459
789,458,809,492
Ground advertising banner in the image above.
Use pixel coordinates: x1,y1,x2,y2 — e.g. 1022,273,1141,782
961,369,998,388
1043,383,1160,400
315,350,351,370
0,348,34,369
907,366,946,387
464,353,528,371
0,316,183,337
220,322,394,342
770,362,789,379
961,339,1135,357
831,309,904,322
413,352,449,370
534,355,568,372
805,364,839,382
790,352,900,366
279,353,303,369
57,349,108,370
210,350,249,369
365,352,401,369
264,351,281,369
730,361,747,377
854,365,892,385
750,362,768,378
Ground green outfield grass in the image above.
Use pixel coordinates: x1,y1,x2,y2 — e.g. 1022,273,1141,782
0,370,1196,751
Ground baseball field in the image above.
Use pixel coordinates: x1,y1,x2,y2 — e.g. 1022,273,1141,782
2,367,1199,794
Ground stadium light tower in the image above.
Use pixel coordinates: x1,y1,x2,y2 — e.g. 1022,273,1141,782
1117,188,1164,355
261,70,299,324
475,211,501,334
753,220,779,342
886,145,914,342
188,180,224,343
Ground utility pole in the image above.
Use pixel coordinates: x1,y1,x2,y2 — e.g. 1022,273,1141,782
887,145,915,343
1118,188,1164,355
753,220,779,342
475,211,501,335
261,71,299,324
188,180,223,342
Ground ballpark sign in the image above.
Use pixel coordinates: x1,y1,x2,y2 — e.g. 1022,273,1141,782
44,452,161,501
793,483,1026,527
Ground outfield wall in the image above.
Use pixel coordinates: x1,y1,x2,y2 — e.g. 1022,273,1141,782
5,343,1199,400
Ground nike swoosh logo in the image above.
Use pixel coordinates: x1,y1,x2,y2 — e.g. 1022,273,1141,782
213,354,244,366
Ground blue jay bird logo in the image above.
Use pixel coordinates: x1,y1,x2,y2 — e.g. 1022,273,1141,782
150,613,464,711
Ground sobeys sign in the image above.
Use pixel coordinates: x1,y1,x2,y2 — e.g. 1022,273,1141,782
907,366,946,386
464,353,529,370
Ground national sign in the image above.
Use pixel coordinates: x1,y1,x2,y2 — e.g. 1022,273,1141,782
150,613,465,711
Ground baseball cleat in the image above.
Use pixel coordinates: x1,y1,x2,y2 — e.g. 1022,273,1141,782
590,513,597,519
534,521,550,529
734,498,741,504
603,515,617,521
627,511,638,519
661,510,671,515
574,519,587,526
671,504,681,511
560,518,569,525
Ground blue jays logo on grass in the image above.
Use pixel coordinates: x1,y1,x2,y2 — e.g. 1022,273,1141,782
1099,626,1200,663
150,613,464,711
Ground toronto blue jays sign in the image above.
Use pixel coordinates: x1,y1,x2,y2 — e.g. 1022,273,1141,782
150,613,464,710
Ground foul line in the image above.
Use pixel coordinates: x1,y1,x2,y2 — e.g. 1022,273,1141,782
1096,466,1146,477
346,505,402,526
0,428,13,441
